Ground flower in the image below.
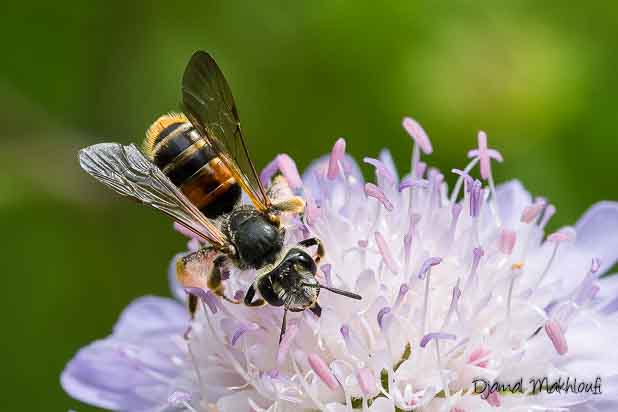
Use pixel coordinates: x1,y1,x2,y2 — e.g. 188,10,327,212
63,119,618,412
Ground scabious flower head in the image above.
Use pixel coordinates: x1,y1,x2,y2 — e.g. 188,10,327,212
63,119,618,411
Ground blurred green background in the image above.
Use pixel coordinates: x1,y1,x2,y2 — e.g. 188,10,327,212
1,1,617,410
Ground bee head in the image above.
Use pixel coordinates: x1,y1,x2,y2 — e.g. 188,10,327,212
261,248,319,311
257,248,362,313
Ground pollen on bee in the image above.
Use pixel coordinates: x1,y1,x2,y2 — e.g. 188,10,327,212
143,112,190,157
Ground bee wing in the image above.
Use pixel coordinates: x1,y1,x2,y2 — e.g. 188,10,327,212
79,142,229,249
181,51,272,213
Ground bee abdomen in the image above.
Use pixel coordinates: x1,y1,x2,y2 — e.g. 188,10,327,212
143,113,241,219
180,158,243,218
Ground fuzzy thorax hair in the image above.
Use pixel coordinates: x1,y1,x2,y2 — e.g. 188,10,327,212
142,112,189,158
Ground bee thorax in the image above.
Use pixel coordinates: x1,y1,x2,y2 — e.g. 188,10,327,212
224,207,284,269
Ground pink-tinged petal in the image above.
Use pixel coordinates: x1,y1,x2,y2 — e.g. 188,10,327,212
187,238,200,252
379,148,399,181
277,323,299,366
277,154,303,189
375,231,400,273
489,148,504,162
173,222,200,240
485,391,501,407
575,201,618,275
491,180,533,228
364,157,396,185
260,154,303,190
591,257,602,274
399,176,429,191
545,319,568,355
415,161,427,179
327,138,346,180
477,131,490,179
365,183,394,211
356,367,376,396
260,156,280,187
302,153,363,197
499,229,517,255
521,201,545,223
468,179,483,218
305,196,320,224
468,148,503,162
468,346,490,368
403,117,433,154
548,229,574,243
307,353,339,390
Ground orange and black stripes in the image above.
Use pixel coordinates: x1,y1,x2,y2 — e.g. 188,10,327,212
143,113,241,218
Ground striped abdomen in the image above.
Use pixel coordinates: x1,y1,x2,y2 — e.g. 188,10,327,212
143,113,241,219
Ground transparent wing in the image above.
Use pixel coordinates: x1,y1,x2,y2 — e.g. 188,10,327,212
79,142,229,248
181,50,271,212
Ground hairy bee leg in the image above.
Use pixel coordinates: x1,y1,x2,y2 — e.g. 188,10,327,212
298,237,325,263
279,308,289,344
208,255,241,305
182,293,199,340
243,284,266,307
188,292,199,318
176,247,213,325
309,302,322,318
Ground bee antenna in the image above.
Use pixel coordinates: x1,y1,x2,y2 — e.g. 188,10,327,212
303,282,362,300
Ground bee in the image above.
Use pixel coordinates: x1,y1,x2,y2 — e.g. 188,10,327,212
79,51,361,342
142,112,242,220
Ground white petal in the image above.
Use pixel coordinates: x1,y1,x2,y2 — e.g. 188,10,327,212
368,397,395,412
113,296,187,338
598,274,618,302
302,153,364,197
494,179,533,228
575,201,618,275
61,339,171,411
323,402,348,412
216,390,258,411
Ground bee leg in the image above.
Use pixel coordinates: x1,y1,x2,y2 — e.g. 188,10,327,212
279,308,289,344
309,302,322,318
298,237,325,263
208,255,241,305
182,293,199,340
243,284,266,307
188,292,199,318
